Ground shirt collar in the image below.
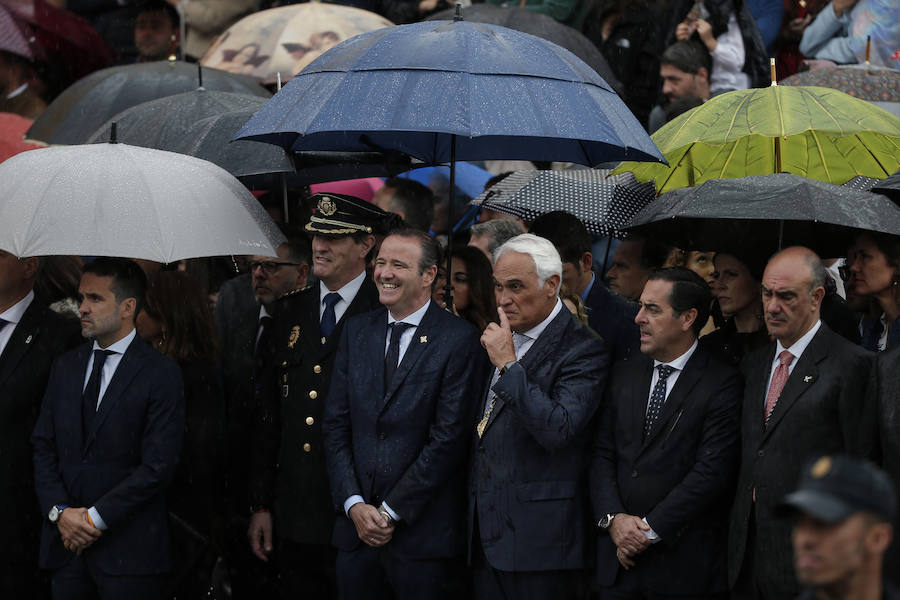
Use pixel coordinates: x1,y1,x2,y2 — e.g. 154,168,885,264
580,272,596,303
775,319,822,360
388,299,431,327
6,82,27,100
320,269,366,306
92,328,136,353
0,290,34,325
654,338,698,371
259,304,271,321
520,298,564,341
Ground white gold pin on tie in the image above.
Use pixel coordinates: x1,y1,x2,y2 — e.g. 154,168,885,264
420,336,427,343
804,375,813,383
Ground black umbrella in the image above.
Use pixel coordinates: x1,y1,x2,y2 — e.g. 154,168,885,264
872,169,900,204
470,169,655,237
426,5,623,97
625,173,900,257
27,61,270,145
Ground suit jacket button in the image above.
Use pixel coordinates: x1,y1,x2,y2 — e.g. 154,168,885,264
303,443,311,452
306,417,314,426
631,470,638,478
366,471,373,478
309,390,318,400
378,432,386,440
313,365,322,374
758,450,764,457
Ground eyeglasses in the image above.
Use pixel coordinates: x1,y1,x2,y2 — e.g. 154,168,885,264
249,261,299,276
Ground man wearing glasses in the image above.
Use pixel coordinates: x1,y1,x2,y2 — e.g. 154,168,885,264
248,193,392,599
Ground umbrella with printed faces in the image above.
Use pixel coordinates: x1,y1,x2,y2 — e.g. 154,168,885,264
0,139,284,263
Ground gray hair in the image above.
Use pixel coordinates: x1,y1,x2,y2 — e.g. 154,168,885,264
495,233,563,290
470,219,524,257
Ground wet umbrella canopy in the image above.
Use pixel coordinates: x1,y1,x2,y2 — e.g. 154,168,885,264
27,61,270,145
235,17,662,166
625,173,900,257
781,65,900,118
0,143,284,263
872,169,900,204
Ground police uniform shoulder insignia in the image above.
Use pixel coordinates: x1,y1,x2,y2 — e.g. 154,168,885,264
317,195,338,216
288,325,301,349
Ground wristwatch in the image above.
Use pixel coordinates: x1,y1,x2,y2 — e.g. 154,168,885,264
377,505,397,527
598,513,617,530
48,504,68,524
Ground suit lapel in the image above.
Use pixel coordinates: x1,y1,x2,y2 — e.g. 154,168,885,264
83,336,145,454
380,303,438,413
629,355,654,444
640,348,707,452
70,344,92,453
0,300,42,387
482,309,573,436
762,328,828,442
746,343,775,447
322,278,378,356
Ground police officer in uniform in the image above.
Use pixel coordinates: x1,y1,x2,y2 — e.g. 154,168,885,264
247,193,391,599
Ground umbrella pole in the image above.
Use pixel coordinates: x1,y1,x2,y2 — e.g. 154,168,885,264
778,219,784,250
601,235,612,276
282,173,290,224
444,135,456,312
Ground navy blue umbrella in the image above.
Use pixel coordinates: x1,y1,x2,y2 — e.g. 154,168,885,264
235,12,662,166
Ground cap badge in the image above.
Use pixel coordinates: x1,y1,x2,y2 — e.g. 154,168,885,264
811,456,832,479
288,325,300,349
317,196,337,217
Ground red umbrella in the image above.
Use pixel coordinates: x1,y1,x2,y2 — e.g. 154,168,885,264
0,112,45,163
0,3,41,59
1,0,113,81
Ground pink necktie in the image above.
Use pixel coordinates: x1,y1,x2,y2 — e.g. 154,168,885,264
765,350,794,424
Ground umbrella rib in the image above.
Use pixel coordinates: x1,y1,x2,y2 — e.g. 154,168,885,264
808,130,832,182
851,133,892,177
801,88,847,135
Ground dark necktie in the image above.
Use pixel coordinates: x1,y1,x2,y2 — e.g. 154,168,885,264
644,364,675,440
83,349,115,437
253,316,272,384
320,292,341,339
0,318,8,334
384,322,414,391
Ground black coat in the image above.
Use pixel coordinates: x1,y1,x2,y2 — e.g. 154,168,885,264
879,347,900,585
0,300,78,576
590,346,742,594
584,279,640,363
323,301,489,558
249,279,381,545
469,307,609,572
728,324,878,598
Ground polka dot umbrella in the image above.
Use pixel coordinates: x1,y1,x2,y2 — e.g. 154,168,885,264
470,169,656,237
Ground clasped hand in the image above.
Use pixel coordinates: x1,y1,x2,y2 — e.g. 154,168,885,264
348,503,394,547
609,514,652,569
58,507,102,555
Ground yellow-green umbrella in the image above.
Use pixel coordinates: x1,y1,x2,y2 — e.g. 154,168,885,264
614,85,900,194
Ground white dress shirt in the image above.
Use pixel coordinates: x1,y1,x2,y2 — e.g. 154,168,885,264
82,328,137,531
0,290,34,357
319,270,366,324
764,320,821,406
709,13,751,93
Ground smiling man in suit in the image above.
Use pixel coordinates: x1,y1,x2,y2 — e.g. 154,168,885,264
729,247,879,600
322,228,487,599
471,233,609,600
591,267,742,599
32,257,184,600
0,252,78,596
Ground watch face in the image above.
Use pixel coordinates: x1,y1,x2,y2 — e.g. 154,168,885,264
49,506,59,522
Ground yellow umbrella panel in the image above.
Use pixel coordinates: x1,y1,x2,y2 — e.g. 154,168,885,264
615,86,900,194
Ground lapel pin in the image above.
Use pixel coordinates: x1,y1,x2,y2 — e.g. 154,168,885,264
420,335,428,343
25,334,32,344
287,325,300,349
804,375,813,383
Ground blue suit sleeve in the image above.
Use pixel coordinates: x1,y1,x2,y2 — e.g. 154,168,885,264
323,323,362,511
32,359,71,514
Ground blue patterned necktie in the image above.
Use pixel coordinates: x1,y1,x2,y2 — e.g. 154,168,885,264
644,364,675,440
320,292,341,338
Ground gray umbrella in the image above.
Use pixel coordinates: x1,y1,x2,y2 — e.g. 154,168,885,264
470,169,656,236
426,5,623,97
872,169,900,204
625,173,900,257
27,61,270,145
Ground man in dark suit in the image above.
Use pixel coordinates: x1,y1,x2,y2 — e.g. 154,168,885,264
247,194,390,599
32,257,184,599
0,252,78,596
729,247,878,600
471,233,609,600
322,229,488,599
591,267,742,599
878,347,900,584
530,210,640,361
214,235,309,596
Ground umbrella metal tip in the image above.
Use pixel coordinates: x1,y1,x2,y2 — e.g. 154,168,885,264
454,3,463,20
109,122,117,144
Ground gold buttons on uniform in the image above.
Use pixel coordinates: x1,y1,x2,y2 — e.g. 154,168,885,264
313,365,322,374
309,390,318,400
306,417,315,426
281,361,287,367
303,443,311,452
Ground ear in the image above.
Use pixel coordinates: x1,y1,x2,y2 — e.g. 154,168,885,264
422,264,438,288
294,263,310,289
811,285,826,308
679,307,699,332
358,235,376,259
868,522,893,554
545,273,561,297
697,67,709,82
120,297,137,322
580,251,593,273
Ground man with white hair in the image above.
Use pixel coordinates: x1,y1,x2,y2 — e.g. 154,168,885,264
469,233,610,599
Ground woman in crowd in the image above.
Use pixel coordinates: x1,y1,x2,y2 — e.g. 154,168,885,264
848,232,900,352
136,270,225,598
433,245,498,331
700,251,770,366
